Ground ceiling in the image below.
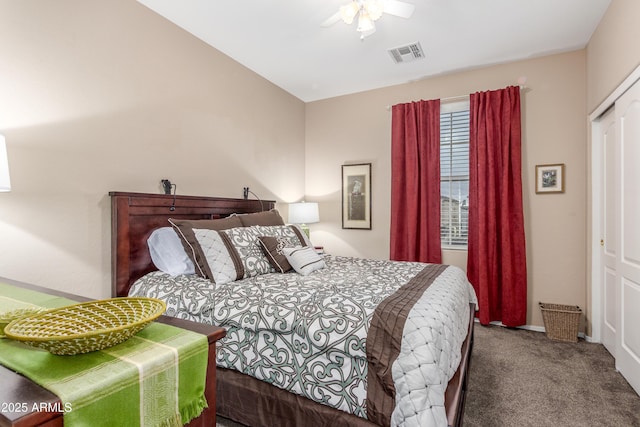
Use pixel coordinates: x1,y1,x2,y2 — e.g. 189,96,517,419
136,0,611,102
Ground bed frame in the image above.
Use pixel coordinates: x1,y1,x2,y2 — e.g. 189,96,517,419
110,191,474,427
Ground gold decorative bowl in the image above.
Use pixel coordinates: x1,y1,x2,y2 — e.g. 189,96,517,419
4,297,166,355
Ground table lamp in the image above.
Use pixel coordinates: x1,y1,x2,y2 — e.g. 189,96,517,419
288,202,319,238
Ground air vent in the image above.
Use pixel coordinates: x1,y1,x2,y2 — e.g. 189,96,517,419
387,42,425,64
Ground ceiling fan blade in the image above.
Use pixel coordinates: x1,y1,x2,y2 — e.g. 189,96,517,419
383,0,415,19
321,11,342,27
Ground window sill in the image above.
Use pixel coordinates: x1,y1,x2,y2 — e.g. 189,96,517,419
442,246,468,251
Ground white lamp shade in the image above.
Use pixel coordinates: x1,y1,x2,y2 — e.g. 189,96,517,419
340,2,359,24
356,11,375,33
0,135,10,192
288,202,319,224
365,0,384,20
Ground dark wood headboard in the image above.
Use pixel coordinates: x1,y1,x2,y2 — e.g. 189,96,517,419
110,191,275,298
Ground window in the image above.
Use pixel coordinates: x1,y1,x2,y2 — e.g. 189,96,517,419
440,101,470,248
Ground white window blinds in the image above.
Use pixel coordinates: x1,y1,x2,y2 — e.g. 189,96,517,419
440,103,470,248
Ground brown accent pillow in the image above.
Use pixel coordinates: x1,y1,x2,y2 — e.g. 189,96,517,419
238,209,285,227
257,236,293,273
169,216,243,279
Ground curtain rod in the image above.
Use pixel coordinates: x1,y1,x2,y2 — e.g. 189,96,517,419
385,85,527,111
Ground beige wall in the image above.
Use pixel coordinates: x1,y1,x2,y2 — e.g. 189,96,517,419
306,51,588,329
587,0,640,113
0,0,305,298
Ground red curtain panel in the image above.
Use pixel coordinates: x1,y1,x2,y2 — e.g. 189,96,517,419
390,99,442,264
467,86,527,327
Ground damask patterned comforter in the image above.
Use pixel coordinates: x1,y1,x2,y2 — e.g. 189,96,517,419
129,255,477,427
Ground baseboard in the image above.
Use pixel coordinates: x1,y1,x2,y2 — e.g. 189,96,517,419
476,319,593,342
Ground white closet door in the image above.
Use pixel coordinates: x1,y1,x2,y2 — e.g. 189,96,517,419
599,107,617,357
614,80,640,395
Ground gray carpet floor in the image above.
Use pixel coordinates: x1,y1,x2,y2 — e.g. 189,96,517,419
464,324,640,427
217,324,640,426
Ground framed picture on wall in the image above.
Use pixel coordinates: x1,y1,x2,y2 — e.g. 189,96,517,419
535,163,565,193
342,163,371,229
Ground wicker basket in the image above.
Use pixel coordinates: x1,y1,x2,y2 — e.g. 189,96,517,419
539,302,581,342
4,297,166,355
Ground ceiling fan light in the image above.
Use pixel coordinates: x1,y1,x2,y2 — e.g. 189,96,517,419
340,2,360,25
357,10,375,33
365,0,384,21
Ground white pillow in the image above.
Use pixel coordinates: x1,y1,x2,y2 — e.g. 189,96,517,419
147,227,196,276
282,246,326,276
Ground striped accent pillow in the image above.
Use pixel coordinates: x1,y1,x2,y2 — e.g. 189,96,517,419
282,246,325,276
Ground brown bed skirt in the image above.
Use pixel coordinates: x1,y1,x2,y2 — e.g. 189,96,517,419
216,366,377,427
216,303,475,427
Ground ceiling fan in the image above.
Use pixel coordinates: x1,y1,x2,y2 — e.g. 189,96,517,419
321,0,416,39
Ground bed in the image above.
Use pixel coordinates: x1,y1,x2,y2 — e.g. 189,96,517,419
110,191,476,427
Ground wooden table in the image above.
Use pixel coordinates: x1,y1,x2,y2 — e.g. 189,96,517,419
0,277,225,427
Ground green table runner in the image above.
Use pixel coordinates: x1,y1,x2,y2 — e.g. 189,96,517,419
0,282,208,427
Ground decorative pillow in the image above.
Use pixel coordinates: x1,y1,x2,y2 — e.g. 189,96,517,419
169,216,243,279
257,236,294,273
282,246,326,276
147,227,196,276
237,209,285,227
253,224,311,247
193,226,273,284
192,229,239,284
